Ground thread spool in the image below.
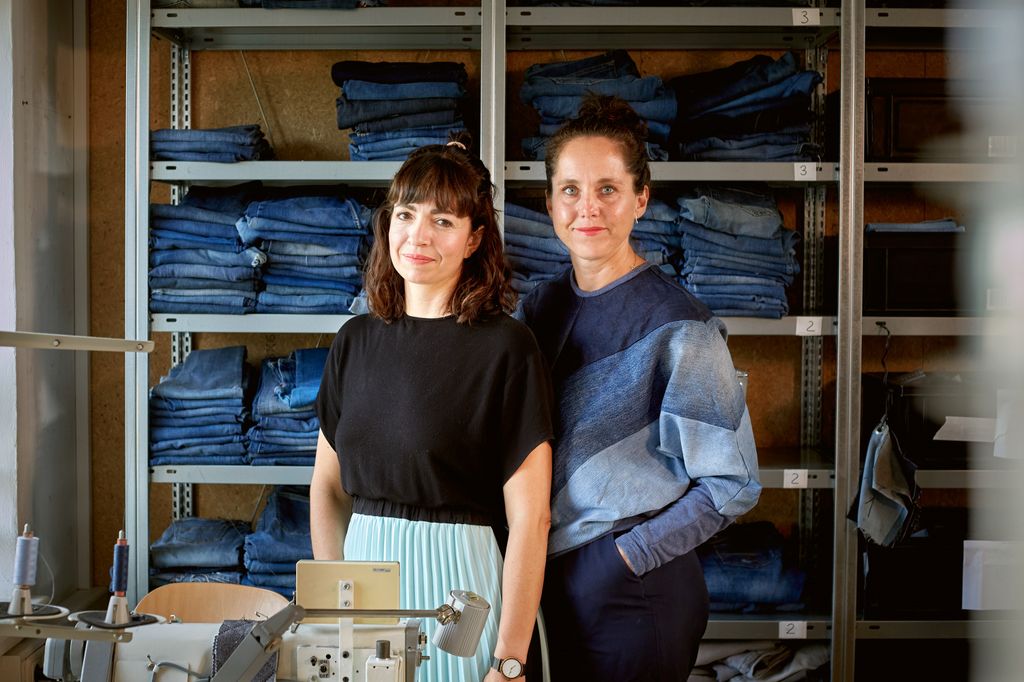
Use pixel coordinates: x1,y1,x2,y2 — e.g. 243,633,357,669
111,531,129,596
431,590,490,658
13,525,38,588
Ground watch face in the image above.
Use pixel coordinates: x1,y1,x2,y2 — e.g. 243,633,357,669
500,658,523,678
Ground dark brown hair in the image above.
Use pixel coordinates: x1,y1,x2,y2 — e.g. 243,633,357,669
544,93,651,195
364,131,515,324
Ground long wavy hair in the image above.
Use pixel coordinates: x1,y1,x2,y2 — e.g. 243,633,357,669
364,131,515,324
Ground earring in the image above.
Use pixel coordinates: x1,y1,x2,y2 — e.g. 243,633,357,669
634,215,639,226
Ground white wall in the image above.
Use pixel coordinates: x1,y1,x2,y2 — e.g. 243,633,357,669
0,0,85,600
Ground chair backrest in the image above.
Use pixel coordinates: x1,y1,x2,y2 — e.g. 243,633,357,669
135,583,289,623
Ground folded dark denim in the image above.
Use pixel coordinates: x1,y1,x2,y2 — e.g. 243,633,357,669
679,221,799,259
256,414,319,432
352,109,461,134
330,60,467,88
244,572,297,588
150,229,242,253
266,264,361,283
250,456,317,466
237,221,368,252
273,348,329,410
335,93,460,130
672,96,813,144
350,122,463,145
150,441,250,460
246,195,371,231
152,413,248,430
239,579,294,598
262,274,360,293
244,557,297,573
266,252,359,268
524,50,638,82
150,570,243,587
149,300,256,315
150,246,266,269
254,301,353,314
698,521,806,606
181,182,264,215
685,142,821,162
151,346,247,401
244,487,313,563
151,203,242,226
150,517,250,569
149,263,260,283
678,127,810,155
148,276,260,292
343,79,465,100
149,454,249,465
151,125,265,145
151,423,244,442
669,52,799,119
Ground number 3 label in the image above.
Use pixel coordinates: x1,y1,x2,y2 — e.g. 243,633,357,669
793,9,820,26
793,163,818,181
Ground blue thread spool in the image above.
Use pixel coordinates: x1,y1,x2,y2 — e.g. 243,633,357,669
12,525,38,588
111,531,129,596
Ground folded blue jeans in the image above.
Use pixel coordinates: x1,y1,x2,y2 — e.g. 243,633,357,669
335,94,460,130
330,60,467,89
244,488,314,564
670,52,799,119
503,231,571,258
150,229,242,253
679,221,799,259
150,246,266,269
342,79,465,100
150,517,250,569
524,50,639,82
264,239,357,257
521,73,663,104
149,454,249,466
151,203,242,226
532,90,677,123
352,109,461,134
151,125,264,145
247,195,371,231
350,122,462,145
273,348,329,410
150,346,247,401
256,414,319,433
151,423,244,442
250,456,317,467
686,142,821,162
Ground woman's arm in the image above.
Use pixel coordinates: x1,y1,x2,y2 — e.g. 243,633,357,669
486,441,552,681
309,429,352,560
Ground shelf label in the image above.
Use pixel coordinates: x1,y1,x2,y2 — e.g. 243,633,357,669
779,620,808,639
796,316,824,336
793,162,818,181
784,469,809,489
792,9,820,26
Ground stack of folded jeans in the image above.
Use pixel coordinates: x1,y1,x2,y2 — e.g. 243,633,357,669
632,197,685,274
668,52,822,162
676,185,799,319
236,192,372,313
150,183,265,314
698,521,807,614
503,202,571,294
520,50,676,161
150,125,273,163
248,349,327,467
150,517,250,588
331,60,469,160
243,487,314,598
149,346,252,466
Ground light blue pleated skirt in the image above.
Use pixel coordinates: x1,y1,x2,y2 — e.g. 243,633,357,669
345,513,502,682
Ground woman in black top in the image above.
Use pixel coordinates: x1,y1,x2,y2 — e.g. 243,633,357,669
312,134,554,682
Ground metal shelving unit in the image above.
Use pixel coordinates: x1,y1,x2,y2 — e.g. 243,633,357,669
124,3,1002,678
856,620,1008,640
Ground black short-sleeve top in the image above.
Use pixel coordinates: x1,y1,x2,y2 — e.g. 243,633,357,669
315,313,554,526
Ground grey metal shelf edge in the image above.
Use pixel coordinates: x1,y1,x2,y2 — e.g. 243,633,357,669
505,6,839,50
856,620,1009,640
151,160,403,185
865,163,1017,183
706,615,832,641
865,8,1010,29
151,7,483,51
506,161,838,185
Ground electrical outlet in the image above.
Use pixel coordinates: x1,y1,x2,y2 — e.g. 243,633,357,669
296,645,340,680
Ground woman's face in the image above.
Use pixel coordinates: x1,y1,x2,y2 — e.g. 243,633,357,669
388,201,481,294
547,135,649,265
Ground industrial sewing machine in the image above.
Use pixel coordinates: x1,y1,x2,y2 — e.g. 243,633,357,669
1,527,490,682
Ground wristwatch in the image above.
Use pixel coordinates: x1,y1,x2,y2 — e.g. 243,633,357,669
492,656,525,679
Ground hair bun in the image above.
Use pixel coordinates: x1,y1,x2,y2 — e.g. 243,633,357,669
576,94,648,141
447,129,475,153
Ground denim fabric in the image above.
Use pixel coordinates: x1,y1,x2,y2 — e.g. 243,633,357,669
350,148,423,162
150,517,250,569
150,287,259,301
679,222,799,259
253,359,314,419
352,109,461,134
330,60,467,88
682,251,798,275
249,429,318,445
524,50,639,82
244,488,314,563
856,423,914,547
148,276,259,292
633,218,680,237
273,348,329,410
151,434,248,454
532,89,677,123
266,264,361,282
237,223,367,252
343,79,465,100
257,414,319,433
151,423,244,442
641,198,679,223
524,135,668,162
151,125,264,145
263,240,357,257
151,203,241,226
244,572,296,589
148,263,259,283
239,580,293,598
336,94,460,129
697,521,805,607
151,346,247,401
678,124,810,153
151,404,248,420
672,96,813,146
685,272,788,287
521,74,664,104
150,570,243,587
685,281,787,300
503,231,571,258
151,149,271,163
250,456,316,466
702,71,822,118
148,454,249,466
247,195,371,231
180,182,264,215
151,394,245,412
149,229,241,253
149,299,257,315
241,214,369,237
865,218,965,233
685,141,821,162
539,117,671,141
150,140,265,156
504,207,555,239
150,246,266,269
678,186,782,239
262,273,359,293
506,253,572,277
255,297,353,314
261,283,353,297
264,252,359,268
244,558,297,574
670,52,799,119
350,133,454,154
350,122,462,145
152,413,247,429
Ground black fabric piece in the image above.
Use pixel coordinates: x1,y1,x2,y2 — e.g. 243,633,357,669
316,314,554,526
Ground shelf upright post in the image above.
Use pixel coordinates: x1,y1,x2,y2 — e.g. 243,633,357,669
124,0,153,606
169,332,194,520
834,0,866,679
480,0,507,234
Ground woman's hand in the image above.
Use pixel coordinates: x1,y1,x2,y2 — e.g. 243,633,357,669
616,543,637,575
484,669,525,682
